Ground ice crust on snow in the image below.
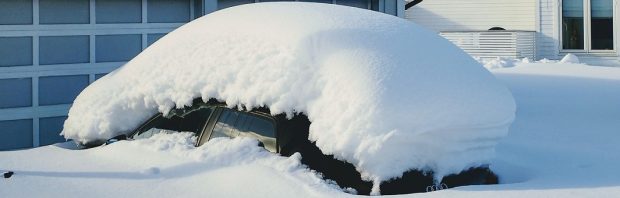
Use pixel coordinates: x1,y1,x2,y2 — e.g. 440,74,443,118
62,2,515,186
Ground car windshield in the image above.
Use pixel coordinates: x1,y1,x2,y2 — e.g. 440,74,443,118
132,106,214,140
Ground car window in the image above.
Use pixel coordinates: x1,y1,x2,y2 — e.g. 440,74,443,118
132,107,214,140
210,108,276,152
211,109,240,138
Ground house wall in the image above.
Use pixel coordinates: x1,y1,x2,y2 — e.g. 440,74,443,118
537,0,560,60
405,0,537,32
407,0,620,65
539,0,620,64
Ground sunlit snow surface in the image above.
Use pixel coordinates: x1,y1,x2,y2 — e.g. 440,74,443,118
60,2,515,184
1,63,619,197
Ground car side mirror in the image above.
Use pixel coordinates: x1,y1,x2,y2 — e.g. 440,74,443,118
106,134,127,145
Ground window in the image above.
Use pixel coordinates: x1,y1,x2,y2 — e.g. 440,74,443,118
96,0,142,24
591,0,613,50
194,0,204,19
298,0,332,3
39,0,90,24
562,0,614,51
133,107,214,140
210,109,276,152
39,116,69,146
0,37,33,67
217,0,254,10
39,75,89,105
148,0,191,23
211,109,240,138
0,119,33,150
383,0,397,16
0,78,32,108
563,0,585,49
39,36,90,65
95,73,107,80
336,0,370,9
0,0,33,25
95,34,142,62
147,33,167,46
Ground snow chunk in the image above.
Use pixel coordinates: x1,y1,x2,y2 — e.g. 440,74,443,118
560,53,580,64
476,57,532,69
62,3,515,184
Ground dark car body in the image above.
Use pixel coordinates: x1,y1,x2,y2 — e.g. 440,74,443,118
114,99,497,195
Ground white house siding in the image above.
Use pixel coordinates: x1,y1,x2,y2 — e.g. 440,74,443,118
405,0,537,32
539,0,619,65
407,0,619,65
538,0,560,60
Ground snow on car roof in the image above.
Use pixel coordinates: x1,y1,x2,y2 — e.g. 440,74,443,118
62,2,515,191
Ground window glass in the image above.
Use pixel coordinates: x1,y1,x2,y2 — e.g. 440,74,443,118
95,73,107,80
0,37,33,67
39,36,90,65
239,114,275,138
39,0,89,24
147,33,167,46
39,75,89,105
95,34,142,62
0,0,33,25
591,0,613,50
210,109,276,151
96,0,142,24
211,109,240,138
370,0,379,11
39,116,69,146
148,0,191,23
0,119,33,150
562,0,584,49
217,0,254,10
194,0,204,19
0,78,32,108
298,0,332,3
133,107,213,140
336,0,369,9
384,0,397,16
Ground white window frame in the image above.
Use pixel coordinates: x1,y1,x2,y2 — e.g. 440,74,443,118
559,0,618,53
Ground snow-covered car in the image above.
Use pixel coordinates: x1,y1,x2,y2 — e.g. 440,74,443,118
60,2,516,195
102,99,499,194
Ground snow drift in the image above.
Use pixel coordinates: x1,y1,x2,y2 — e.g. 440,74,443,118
62,2,515,187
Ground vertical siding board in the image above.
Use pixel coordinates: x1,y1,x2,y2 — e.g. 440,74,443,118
406,0,537,32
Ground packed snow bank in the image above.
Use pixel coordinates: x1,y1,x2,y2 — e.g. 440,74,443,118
559,53,580,64
0,133,345,197
477,54,584,69
62,2,515,186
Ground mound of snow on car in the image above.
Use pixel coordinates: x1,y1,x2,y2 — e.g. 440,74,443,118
62,2,515,187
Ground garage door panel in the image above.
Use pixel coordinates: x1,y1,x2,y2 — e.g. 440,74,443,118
39,35,90,65
39,0,90,24
0,37,33,67
0,0,33,25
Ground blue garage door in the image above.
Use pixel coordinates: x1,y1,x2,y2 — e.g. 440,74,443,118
0,0,205,150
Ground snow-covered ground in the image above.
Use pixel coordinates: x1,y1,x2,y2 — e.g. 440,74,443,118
2,62,619,197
